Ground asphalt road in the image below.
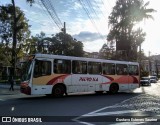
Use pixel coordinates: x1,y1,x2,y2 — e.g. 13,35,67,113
0,81,160,125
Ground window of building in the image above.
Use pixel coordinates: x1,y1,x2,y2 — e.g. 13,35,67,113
128,65,139,75
54,59,71,74
72,60,87,74
88,62,101,74
34,60,51,78
102,63,115,75
116,64,128,75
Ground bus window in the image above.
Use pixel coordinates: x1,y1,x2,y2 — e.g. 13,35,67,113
54,59,71,74
129,65,139,75
103,63,115,75
88,62,101,74
72,60,87,74
116,64,128,75
34,60,51,78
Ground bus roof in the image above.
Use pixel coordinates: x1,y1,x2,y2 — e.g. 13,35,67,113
34,54,139,65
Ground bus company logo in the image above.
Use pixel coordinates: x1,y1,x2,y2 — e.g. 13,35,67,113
79,77,98,82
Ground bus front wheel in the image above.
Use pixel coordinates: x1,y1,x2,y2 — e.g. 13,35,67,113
109,83,119,94
52,85,65,97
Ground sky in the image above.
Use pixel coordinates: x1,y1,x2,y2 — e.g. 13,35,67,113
1,0,160,57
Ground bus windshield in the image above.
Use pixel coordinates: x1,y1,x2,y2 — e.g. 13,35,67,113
22,60,33,81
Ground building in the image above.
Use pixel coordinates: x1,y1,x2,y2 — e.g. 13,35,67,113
141,54,160,76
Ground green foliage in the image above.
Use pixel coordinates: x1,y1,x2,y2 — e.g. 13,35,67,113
0,4,30,66
99,43,115,59
25,32,84,57
140,70,149,77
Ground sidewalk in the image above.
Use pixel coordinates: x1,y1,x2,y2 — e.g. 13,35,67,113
0,83,20,95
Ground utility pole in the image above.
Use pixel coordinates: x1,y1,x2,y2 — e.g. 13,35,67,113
11,0,17,78
63,22,66,34
61,22,66,34
61,22,66,55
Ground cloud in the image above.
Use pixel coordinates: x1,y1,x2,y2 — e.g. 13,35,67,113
73,31,106,42
83,40,104,52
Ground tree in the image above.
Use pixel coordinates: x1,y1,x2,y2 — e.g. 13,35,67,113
107,0,156,61
72,39,84,57
47,32,84,57
10,0,34,76
99,43,115,59
0,4,30,70
24,31,84,57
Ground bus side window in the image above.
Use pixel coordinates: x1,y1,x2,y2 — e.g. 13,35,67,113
34,60,51,78
54,59,71,74
88,62,101,74
129,65,139,75
72,60,87,74
102,63,115,75
116,64,128,75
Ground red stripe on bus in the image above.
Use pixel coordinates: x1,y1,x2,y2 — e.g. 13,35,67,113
131,76,139,83
101,76,139,84
102,75,114,81
47,74,69,85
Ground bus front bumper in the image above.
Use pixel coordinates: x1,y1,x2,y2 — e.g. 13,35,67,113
20,86,31,95
20,82,31,95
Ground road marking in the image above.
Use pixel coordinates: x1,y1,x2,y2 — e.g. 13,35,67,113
83,110,141,117
73,94,146,125
11,107,15,111
85,94,142,115
74,110,144,125
110,122,144,125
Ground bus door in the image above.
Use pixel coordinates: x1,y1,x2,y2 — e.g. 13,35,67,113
53,59,72,86
116,64,129,90
32,58,52,94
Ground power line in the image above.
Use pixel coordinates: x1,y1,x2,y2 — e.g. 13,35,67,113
40,0,63,30
89,0,108,28
100,0,110,15
86,0,108,41
91,0,109,28
36,0,59,31
78,0,106,43
40,0,62,29
86,0,99,19
47,0,63,27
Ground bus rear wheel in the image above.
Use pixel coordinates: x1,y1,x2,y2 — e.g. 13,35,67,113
109,83,119,94
52,85,65,97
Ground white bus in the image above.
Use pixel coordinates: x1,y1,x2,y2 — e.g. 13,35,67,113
20,54,140,97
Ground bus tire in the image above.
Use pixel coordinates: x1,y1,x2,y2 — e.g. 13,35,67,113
52,84,66,97
109,83,119,94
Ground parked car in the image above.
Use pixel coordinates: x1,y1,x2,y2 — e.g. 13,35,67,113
140,77,151,86
149,76,157,83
